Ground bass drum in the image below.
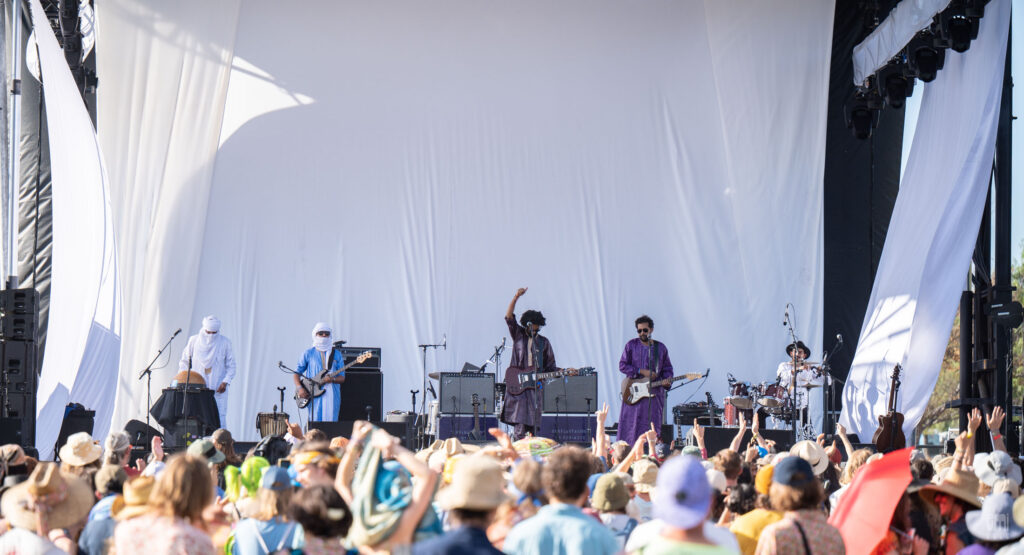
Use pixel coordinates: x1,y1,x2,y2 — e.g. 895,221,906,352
757,383,789,408
724,382,754,410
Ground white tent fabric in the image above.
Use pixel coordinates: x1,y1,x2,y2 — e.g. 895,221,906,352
852,0,951,86
29,0,121,460
99,1,834,440
840,0,1009,441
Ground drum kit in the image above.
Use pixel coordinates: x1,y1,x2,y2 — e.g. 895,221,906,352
724,376,820,423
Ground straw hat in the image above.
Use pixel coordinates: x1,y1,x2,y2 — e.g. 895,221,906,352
436,455,511,511
789,441,829,476
0,444,27,466
59,432,103,466
919,468,983,509
111,476,156,521
0,462,93,531
632,459,659,494
415,440,444,462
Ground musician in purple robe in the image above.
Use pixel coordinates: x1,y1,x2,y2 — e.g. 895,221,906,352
502,287,558,440
618,315,674,445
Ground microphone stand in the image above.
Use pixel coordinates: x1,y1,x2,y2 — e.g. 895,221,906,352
138,329,180,443
820,337,845,435
784,304,800,445
417,337,445,449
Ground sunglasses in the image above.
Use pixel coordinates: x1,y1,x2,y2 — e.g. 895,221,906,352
637,328,651,334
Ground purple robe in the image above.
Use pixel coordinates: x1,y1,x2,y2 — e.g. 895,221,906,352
503,314,557,437
617,338,673,445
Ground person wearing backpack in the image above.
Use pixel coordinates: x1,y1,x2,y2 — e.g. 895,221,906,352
592,473,638,550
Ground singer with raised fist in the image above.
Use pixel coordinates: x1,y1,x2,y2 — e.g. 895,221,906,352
178,315,237,429
502,287,559,440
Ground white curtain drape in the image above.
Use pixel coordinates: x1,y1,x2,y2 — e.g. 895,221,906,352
840,0,1009,440
101,1,833,439
852,0,952,86
29,0,121,459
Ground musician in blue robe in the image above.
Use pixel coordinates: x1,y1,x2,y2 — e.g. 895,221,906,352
618,315,673,445
294,322,345,422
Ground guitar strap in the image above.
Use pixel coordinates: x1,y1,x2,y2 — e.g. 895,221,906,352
532,336,546,371
647,341,660,377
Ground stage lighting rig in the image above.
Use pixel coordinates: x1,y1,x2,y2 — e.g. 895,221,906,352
931,3,980,53
904,31,945,83
845,87,881,140
874,60,915,110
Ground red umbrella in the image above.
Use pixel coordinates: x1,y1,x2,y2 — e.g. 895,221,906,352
828,446,913,555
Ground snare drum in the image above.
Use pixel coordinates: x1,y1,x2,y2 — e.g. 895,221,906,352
724,382,754,409
256,412,289,437
757,383,788,408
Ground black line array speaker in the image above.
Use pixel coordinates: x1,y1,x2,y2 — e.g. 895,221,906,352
0,288,40,449
338,371,382,422
1,289,38,342
542,374,598,413
439,372,495,414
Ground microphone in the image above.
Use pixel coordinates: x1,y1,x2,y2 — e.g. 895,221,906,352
442,334,447,350
783,308,789,327
836,333,844,343
172,328,182,338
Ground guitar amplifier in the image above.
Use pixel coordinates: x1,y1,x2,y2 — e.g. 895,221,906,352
339,347,381,370
439,372,495,414
542,374,598,413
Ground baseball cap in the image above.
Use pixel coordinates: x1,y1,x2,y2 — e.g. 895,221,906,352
772,456,815,487
653,455,711,530
260,467,292,491
187,438,225,465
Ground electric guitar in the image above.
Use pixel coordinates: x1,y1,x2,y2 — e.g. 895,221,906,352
294,350,374,409
468,393,484,441
621,371,705,405
505,367,595,396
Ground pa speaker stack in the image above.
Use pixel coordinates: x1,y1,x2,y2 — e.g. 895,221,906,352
338,347,382,422
0,288,38,449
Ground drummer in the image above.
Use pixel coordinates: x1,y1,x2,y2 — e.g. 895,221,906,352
776,341,828,434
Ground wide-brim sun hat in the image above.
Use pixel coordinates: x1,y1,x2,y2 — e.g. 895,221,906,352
790,440,829,476
0,462,94,531
974,451,1023,486
58,431,103,466
653,455,711,530
966,492,1024,542
919,468,983,509
436,455,511,511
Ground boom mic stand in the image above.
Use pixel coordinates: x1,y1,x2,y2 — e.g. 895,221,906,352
783,304,800,445
138,328,181,443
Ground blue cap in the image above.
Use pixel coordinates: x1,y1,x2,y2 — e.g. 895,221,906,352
261,466,292,491
772,456,815,487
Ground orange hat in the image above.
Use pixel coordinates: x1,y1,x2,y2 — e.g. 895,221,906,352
329,437,349,450
755,465,774,495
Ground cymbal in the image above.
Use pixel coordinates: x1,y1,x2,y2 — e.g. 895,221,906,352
799,383,823,389
428,372,441,380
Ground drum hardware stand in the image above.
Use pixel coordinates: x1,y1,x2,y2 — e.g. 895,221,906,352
138,328,181,442
410,389,419,415
276,387,286,414
416,335,445,449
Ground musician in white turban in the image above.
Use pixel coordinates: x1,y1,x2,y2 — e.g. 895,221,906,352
178,315,237,429
293,322,346,422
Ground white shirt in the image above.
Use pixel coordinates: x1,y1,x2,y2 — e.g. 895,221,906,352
178,333,237,389
0,528,64,555
776,361,829,409
623,519,740,553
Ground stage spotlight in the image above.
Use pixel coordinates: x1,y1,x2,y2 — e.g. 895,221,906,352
964,0,990,18
845,89,880,140
931,6,979,53
874,62,915,110
905,32,945,82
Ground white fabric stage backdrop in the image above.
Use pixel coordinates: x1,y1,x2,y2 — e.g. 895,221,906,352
98,1,833,440
29,0,121,460
840,0,1010,440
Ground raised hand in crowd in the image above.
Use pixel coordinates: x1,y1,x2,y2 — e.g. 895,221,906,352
988,405,1007,452
593,402,610,458
692,418,706,454
730,412,748,452
286,418,304,440
836,422,854,458
816,433,826,447
151,434,165,462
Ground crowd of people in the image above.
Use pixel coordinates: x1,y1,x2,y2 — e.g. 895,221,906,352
0,405,1023,554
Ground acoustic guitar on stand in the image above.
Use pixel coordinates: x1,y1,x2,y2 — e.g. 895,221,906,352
871,364,906,453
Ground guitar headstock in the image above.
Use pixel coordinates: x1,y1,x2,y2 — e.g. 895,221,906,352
471,393,480,406
892,364,902,384
356,350,374,363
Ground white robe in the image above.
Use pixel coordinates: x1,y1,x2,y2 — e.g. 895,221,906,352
178,333,237,429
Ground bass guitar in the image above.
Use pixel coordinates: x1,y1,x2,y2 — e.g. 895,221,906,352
505,367,595,396
294,350,374,409
871,364,906,453
621,371,705,405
